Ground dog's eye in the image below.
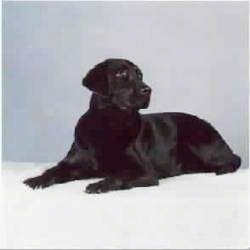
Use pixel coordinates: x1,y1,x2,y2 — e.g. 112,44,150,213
137,72,143,80
115,70,128,79
135,68,142,80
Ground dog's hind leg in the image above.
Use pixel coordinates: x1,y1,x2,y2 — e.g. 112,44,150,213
23,143,101,189
214,154,241,175
188,139,241,175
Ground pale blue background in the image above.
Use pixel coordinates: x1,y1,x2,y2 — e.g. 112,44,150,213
3,2,248,166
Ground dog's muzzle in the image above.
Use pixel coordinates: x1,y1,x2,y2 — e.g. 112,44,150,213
138,85,151,109
140,86,151,96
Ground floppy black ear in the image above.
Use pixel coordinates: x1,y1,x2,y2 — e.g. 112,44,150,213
82,62,109,96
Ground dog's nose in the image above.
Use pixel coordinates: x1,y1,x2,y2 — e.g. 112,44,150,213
140,86,151,95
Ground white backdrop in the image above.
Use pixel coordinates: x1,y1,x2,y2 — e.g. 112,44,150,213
3,2,248,165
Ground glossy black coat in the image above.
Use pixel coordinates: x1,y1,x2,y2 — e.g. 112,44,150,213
24,59,241,193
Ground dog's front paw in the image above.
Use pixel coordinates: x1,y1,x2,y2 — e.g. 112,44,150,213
85,180,109,194
23,175,55,189
85,178,123,194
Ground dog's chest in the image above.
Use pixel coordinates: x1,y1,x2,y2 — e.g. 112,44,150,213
92,121,136,149
76,110,140,154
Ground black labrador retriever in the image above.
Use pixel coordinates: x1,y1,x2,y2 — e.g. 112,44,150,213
24,59,241,193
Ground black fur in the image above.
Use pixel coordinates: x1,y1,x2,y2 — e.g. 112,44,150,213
24,59,241,193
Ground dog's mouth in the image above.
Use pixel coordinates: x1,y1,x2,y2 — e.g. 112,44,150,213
139,94,150,109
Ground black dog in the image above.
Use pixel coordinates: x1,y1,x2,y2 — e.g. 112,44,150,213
24,59,241,193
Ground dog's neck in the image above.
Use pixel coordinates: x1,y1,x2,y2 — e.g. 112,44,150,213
89,94,111,110
88,94,141,126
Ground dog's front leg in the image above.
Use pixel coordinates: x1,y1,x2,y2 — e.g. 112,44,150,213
85,150,158,193
23,162,100,189
23,143,101,189
84,143,159,194
85,174,159,194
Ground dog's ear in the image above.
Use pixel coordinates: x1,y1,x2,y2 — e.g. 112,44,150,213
82,62,109,96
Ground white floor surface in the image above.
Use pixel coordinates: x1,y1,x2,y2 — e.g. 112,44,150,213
1,162,249,249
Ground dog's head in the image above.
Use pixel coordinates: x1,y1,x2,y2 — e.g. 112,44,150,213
82,59,151,110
